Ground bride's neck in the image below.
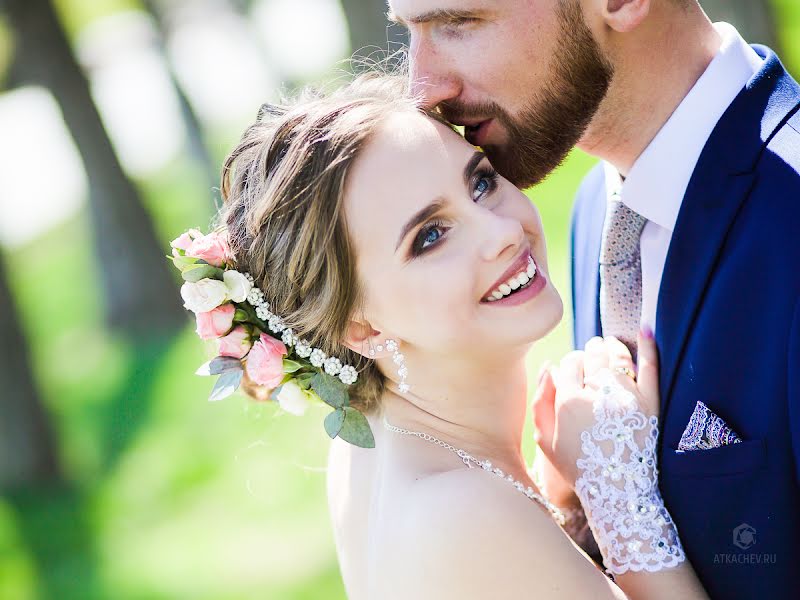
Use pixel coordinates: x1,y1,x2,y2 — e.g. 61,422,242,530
378,356,530,476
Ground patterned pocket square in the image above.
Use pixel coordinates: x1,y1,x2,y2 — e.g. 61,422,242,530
677,401,743,452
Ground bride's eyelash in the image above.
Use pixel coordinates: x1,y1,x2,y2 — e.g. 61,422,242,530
474,165,499,194
409,164,500,257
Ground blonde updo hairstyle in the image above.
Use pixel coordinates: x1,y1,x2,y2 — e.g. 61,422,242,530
217,73,450,414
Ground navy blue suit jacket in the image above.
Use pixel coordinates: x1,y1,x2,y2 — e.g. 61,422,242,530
571,46,800,598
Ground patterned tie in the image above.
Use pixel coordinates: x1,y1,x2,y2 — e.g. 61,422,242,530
599,191,647,356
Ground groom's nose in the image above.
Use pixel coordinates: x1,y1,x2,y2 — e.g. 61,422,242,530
409,39,462,109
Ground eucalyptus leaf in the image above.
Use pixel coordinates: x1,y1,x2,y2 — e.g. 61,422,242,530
310,372,349,409
208,370,243,401
172,254,199,271
337,407,375,448
324,408,346,439
195,356,243,376
182,263,224,282
282,359,303,373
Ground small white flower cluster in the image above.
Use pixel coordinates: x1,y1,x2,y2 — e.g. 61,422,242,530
242,272,359,386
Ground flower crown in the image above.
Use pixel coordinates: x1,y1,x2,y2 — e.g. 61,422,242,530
168,227,375,448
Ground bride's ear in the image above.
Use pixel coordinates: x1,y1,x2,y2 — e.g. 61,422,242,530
601,0,650,33
341,318,381,359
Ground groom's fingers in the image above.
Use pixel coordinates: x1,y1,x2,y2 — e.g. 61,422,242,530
636,328,660,412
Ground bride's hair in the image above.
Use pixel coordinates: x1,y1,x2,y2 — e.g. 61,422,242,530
216,72,451,414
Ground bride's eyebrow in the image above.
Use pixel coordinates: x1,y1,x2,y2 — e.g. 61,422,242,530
394,150,486,252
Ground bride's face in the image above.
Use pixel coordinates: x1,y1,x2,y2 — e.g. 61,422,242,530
344,111,562,362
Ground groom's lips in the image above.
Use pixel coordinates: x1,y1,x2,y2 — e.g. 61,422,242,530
462,119,493,146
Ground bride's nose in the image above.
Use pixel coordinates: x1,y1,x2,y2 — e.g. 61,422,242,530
478,213,527,264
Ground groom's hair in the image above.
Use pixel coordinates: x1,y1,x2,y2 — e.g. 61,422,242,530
216,72,450,412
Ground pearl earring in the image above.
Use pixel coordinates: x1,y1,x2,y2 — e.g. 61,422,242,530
384,339,409,393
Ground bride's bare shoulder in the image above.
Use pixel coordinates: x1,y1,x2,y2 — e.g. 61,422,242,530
391,468,624,600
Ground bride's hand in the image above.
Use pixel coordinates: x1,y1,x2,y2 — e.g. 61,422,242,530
533,330,660,487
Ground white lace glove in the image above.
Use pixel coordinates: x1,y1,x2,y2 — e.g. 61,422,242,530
574,369,685,575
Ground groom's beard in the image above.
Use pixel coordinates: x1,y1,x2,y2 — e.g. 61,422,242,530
442,0,614,188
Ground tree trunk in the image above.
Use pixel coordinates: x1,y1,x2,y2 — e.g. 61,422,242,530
142,0,220,210
700,0,779,49
0,255,61,487
339,0,408,62
5,0,186,338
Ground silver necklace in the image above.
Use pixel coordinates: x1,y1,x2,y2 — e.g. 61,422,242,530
382,417,566,525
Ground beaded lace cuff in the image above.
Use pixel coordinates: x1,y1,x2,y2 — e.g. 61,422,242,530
574,372,685,575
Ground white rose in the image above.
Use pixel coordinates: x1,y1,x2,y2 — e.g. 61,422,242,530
276,381,310,416
180,279,229,313
223,270,253,303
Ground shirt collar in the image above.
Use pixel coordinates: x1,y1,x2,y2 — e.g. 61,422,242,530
607,22,763,232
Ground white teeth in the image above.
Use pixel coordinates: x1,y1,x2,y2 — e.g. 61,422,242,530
483,255,538,302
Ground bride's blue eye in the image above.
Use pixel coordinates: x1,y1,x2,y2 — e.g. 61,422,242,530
472,167,499,201
413,220,446,254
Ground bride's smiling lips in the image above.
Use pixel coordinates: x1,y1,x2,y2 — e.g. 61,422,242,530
479,245,547,307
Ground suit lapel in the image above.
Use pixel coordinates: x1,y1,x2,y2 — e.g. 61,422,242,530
576,194,605,346
656,47,800,418
656,171,756,417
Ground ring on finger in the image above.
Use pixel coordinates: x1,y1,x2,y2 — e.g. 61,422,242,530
614,366,636,381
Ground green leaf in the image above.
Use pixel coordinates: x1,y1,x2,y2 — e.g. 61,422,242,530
324,408,346,439
208,370,243,401
310,372,349,409
282,359,302,373
182,263,224,282
172,254,199,271
337,407,375,448
233,308,249,322
294,372,314,390
195,356,243,376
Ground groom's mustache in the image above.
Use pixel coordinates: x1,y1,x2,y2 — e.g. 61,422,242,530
438,100,509,129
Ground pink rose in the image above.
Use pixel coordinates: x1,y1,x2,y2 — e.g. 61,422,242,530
170,231,194,256
188,232,231,268
218,325,253,359
245,333,288,388
195,303,235,339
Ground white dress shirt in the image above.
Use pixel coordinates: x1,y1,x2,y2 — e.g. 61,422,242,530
603,22,763,335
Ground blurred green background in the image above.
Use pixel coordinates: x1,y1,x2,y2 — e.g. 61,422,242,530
0,1,797,598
